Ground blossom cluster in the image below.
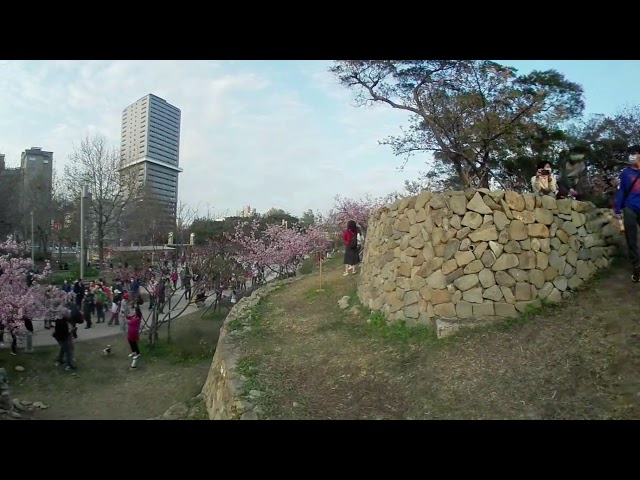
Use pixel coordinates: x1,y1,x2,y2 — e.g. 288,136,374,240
0,237,72,333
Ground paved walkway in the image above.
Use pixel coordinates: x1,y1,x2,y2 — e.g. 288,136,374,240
0,289,226,350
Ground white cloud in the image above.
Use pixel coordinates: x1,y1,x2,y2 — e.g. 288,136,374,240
0,60,429,218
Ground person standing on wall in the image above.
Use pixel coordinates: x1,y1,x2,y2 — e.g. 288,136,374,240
614,145,640,282
531,161,558,197
343,220,359,276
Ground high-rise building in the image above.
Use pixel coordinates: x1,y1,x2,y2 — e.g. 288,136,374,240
0,148,53,245
20,147,53,245
119,94,182,224
0,153,21,240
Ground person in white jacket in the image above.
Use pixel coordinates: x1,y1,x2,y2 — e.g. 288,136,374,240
531,161,558,197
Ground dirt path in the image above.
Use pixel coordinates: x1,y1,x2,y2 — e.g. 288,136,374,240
2,311,225,420
238,261,640,420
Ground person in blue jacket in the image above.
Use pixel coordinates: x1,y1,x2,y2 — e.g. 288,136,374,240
614,145,640,282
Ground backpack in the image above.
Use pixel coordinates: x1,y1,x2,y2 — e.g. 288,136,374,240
95,290,106,305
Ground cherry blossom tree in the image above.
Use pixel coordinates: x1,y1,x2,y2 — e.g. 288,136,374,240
230,220,330,279
0,237,72,334
325,194,395,242
104,244,226,347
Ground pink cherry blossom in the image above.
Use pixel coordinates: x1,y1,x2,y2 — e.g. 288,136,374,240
229,221,330,277
0,237,73,334
325,194,389,236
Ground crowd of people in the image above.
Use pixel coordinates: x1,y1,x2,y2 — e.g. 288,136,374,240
46,260,257,371
530,144,640,283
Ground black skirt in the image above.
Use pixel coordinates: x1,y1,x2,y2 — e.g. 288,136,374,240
344,246,359,266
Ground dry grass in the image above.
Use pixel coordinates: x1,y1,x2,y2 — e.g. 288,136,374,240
1,310,226,420
237,257,640,420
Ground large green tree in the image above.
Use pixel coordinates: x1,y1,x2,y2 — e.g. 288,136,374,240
561,106,640,205
330,60,585,189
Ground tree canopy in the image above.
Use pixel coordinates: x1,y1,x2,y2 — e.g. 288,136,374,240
331,60,585,190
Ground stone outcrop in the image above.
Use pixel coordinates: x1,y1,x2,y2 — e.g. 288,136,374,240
201,276,304,420
0,368,44,420
358,189,625,337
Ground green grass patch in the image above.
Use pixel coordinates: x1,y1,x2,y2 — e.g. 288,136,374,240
235,354,278,418
303,283,337,300
185,396,209,420
237,356,267,405
323,254,343,269
140,311,225,365
367,311,439,345
299,257,314,275
140,334,215,366
227,303,265,333
47,262,101,286
227,319,244,331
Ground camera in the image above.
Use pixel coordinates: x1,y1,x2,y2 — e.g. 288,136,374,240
539,169,550,176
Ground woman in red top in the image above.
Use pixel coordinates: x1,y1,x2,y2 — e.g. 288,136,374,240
127,306,142,364
343,220,360,276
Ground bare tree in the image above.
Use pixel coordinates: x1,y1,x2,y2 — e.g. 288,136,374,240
64,135,141,265
175,199,197,249
20,166,53,254
120,185,170,246
50,170,78,265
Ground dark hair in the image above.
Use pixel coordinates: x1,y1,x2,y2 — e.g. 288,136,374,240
347,220,357,233
628,145,640,154
536,160,551,170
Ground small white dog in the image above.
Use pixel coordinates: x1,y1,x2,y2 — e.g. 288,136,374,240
102,345,112,356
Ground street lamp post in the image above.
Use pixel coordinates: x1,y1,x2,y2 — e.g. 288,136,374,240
80,186,91,280
30,211,34,265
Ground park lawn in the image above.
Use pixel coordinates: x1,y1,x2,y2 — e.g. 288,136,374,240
1,310,226,420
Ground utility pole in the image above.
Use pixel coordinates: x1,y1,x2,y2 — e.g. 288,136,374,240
80,186,91,280
30,211,34,265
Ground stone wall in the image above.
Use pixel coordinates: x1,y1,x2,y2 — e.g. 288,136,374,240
358,189,624,337
201,276,302,420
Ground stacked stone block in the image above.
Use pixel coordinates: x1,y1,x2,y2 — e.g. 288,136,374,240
358,189,623,337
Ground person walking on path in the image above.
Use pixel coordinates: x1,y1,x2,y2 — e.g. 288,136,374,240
614,144,640,282
127,306,142,367
119,292,131,332
53,307,77,372
342,220,360,276
0,323,19,356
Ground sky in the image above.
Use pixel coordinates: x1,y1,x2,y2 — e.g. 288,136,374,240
1,60,639,218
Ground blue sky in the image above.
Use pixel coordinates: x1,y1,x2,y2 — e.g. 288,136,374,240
0,60,638,218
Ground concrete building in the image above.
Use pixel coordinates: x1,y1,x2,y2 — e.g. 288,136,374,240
21,147,53,247
119,94,182,225
0,153,23,240
236,205,257,218
0,148,53,246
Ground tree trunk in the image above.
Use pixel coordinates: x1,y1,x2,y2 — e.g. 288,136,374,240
478,168,490,188
97,222,104,267
148,305,158,348
167,294,172,344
